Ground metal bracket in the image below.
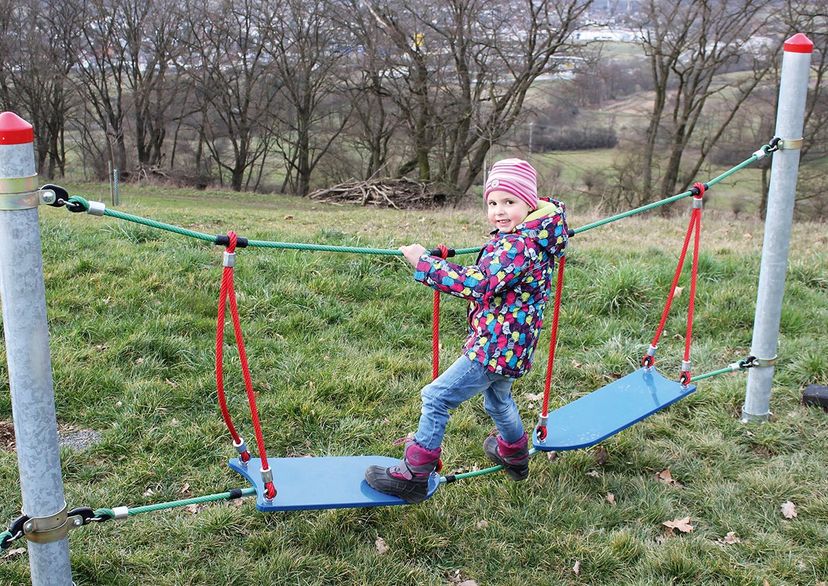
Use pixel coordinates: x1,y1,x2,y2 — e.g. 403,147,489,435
754,355,778,367
0,174,40,210
779,138,803,150
21,503,80,544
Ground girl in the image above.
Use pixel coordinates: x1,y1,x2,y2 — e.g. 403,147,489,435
366,159,568,503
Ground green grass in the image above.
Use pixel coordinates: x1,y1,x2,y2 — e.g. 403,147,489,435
0,183,826,585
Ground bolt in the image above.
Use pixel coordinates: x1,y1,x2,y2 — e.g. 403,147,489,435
73,518,83,527
40,190,56,205
24,521,33,533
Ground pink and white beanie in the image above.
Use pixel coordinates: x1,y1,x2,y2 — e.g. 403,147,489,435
483,158,538,210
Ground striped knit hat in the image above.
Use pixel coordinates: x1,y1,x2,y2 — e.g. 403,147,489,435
483,158,538,210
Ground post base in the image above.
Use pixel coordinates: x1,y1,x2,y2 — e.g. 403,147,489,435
740,407,772,423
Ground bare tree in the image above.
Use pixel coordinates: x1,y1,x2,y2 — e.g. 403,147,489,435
0,0,79,178
265,0,353,196
181,0,280,191
635,0,779,203
73,0,134,175
121,0,183,171
335,0,402,179
364,0,592,195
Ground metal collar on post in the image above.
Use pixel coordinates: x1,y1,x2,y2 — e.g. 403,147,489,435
0,174,40,209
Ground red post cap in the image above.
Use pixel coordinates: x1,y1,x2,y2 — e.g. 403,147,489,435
0,112,34,145
784,33,813,54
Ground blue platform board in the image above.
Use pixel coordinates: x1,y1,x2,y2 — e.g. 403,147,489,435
533,368,696,452
229,456,441,511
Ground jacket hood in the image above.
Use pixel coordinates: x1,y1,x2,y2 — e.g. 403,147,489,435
514,199,568,255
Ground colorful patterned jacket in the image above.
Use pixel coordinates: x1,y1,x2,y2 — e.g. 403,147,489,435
414,199,568,378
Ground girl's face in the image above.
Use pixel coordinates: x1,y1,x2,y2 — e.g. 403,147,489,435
487,190,532,233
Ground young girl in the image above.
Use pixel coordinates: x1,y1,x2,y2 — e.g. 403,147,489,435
365,158,568,503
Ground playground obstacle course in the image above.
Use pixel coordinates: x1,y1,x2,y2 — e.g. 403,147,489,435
0,33,816,586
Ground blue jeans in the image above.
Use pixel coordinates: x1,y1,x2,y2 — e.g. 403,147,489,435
414,356,525,451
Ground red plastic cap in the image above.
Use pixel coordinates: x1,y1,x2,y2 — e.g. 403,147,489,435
0,112,34,145
784,33,813,54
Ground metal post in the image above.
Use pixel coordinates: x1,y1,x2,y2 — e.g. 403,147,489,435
0,112,73,584
113,167,119,207
108,159,114,205
742,34,813,422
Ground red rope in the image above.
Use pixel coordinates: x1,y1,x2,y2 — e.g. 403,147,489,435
216,231,275,499
216,236,247,460
642,203,697,368
431,244,449,380
537,255,566,441
681,184,705,384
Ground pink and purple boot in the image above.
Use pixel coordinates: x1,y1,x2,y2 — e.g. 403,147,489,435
365,441,441,504
483,432,530,480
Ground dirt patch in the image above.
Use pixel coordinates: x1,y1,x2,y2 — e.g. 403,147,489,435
0,420,101,452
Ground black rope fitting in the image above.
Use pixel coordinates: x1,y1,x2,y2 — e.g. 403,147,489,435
66,200,87,213
228,488,243,500
1,515,28,549
566,228,575,238
215,234,248,248
68,507,96,525
768,137,781,152
429,246,455,258
41,184,71,207
739,355,758,369
444,475,457,483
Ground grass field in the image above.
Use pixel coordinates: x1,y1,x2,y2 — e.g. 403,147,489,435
0,183,826,585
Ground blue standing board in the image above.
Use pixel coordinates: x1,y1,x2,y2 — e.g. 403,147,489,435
229,455,441,512
533,367,696,452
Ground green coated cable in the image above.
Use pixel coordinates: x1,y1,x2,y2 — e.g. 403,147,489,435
64,143,770,255
95,488,257,518
573,147,769,236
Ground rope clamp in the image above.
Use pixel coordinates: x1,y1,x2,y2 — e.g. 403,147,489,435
112,506,130,520
0,174,40,210
223,251,236,268
21,502,77,544
87,200,106,216
779,138,804,151
751,355,778,368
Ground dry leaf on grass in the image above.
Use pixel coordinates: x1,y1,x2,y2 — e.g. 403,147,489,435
375,537,389,554
655,469,683,487
717,532,740,545
572,561,581,575
780,501,797,519
3,547,26,558
458,581,479,586
662,516,694,533
524,392,543,402
672,286,684,299
593,446,608,466
606,492,616,505
184,504,206,515
546,451,558,461
475,520,489,529
179,482,191,495
586,470,601,478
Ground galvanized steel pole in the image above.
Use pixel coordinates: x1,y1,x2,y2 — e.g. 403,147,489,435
0,112,73,584
742,34,813,422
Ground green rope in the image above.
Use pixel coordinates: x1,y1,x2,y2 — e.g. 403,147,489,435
64,143,771,255
103,488,257,517
690,365,745,382
573,146,769,235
